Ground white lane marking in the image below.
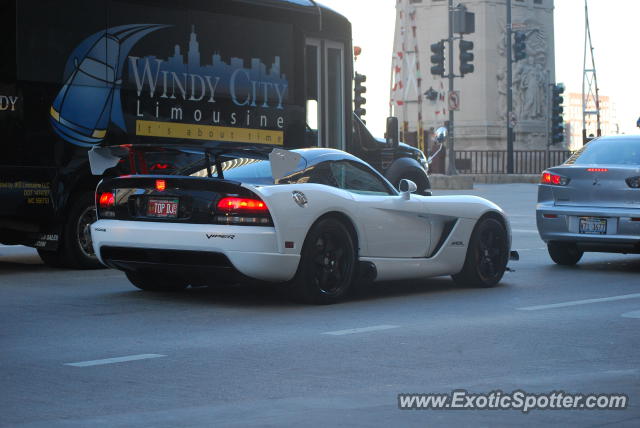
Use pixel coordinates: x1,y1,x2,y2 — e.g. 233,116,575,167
513,247,546,252
65,354,166,367
322,325,399,336
518,293,640,311
511,229,539,234
621,310,640,319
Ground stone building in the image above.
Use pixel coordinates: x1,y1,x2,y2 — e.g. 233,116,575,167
391,0,558,154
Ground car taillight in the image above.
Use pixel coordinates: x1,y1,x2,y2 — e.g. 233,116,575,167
217,197,268,212
540,171,570,186
626,176,640,188
215,197,272,226
97,191,116,218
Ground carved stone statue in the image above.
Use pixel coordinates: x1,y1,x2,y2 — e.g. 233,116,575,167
497,19,549,121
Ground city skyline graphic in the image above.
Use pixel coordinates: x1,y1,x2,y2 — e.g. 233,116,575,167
127,26,289,103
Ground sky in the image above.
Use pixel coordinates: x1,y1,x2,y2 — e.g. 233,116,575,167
318,0,640,136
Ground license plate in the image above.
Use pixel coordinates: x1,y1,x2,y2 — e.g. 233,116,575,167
147,198,179,218
579,217,607,235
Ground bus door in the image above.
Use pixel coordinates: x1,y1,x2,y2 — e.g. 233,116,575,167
305,39,346,151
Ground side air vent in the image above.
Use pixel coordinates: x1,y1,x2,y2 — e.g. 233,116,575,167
429,219,458,257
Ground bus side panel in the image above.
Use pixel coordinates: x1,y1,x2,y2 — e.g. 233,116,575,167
1,1,107,245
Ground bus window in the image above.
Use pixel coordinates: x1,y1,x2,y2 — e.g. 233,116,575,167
306,40,346,150
305,41,321,147
326,42,345,151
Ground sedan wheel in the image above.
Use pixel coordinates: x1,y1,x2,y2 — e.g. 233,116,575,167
452,217,509,287
547,241,583,266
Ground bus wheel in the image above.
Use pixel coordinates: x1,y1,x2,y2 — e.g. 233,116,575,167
62,192,102,269
39,193,102,269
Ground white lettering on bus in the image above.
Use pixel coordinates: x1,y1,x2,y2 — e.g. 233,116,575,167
129,57,163,97
0,96,19,111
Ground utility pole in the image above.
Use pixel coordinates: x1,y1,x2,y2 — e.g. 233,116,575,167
447,0,457,175
506,0,514,173
582,0,600,144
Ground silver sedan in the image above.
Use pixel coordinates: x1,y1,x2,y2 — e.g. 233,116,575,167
537,135,640,265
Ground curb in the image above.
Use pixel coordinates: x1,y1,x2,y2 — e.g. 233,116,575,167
470,174,540,184
429,174,474,190
430,174,540,190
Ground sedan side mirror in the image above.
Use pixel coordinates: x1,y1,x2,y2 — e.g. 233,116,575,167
399,179,417,200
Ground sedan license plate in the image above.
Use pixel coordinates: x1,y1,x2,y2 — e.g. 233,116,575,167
579,217,607,235
147,198,179,218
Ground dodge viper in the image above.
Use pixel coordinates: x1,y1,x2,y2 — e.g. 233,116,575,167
89,145,516,304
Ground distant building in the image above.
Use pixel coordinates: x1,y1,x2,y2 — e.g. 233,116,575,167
391,0,556,152
562,92,618,150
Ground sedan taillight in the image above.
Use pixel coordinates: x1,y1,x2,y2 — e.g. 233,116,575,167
215,197,272,226
540,171,570,186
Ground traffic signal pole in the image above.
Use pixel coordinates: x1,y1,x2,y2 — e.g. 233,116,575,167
506,0,514,174
429,1,474,175
447,0,457,175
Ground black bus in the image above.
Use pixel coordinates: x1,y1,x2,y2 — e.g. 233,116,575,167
0,0,431,268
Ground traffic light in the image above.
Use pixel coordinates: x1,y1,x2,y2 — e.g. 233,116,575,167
551,83,565,144
430,41,445,77
514,31,526,62
354,72,367,120
459,39,474,76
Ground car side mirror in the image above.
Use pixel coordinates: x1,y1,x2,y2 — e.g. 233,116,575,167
399,179,417,200
434,126,448,144
386,116,399,148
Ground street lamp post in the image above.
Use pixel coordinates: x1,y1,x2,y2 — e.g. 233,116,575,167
506,0,514,174
447,0,458,175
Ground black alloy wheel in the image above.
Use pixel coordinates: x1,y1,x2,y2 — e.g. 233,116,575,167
452,217,509,287
288,217,356,304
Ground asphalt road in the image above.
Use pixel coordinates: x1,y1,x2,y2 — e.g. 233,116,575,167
1,183,639,427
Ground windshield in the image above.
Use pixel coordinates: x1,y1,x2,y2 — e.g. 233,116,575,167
566,138,640,166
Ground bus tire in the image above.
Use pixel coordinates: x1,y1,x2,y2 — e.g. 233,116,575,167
61,192,102,269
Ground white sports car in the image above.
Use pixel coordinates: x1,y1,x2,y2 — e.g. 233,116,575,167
90,145,516,304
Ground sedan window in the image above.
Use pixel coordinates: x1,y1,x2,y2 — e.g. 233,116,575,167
567,138,640,165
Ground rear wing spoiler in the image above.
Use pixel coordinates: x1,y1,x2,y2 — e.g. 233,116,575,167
87,144,303,182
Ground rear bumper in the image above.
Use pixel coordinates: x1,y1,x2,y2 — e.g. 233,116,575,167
536,203,640,252
91,220,300,282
